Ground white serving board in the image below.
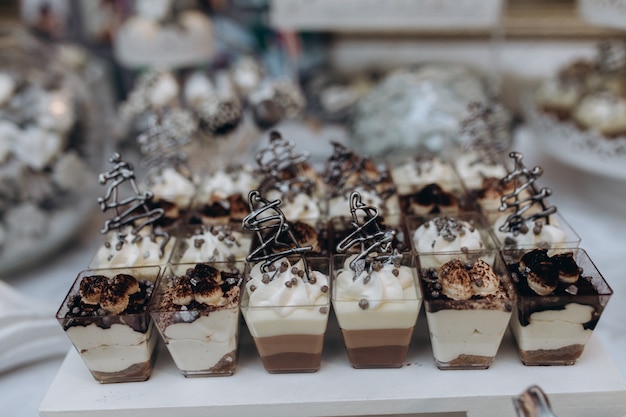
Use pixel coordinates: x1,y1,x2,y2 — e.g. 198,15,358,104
39,316,626,417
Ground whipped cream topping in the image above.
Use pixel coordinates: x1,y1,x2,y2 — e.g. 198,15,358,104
328,186,388,219
200,167,257,201
245,258,329,317
573,91,626,133
492,215,567,249
391,157,457,195
534,78,583,110
335,255,416,310
178,224,249,263
455,152,508,190
413,216,486,257
92,225,174,268
0,72,16,106
148,167,196,208
263,189,321,222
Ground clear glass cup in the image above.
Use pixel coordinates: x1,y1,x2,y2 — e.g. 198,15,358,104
149,261,244,377
332,253,421,368
417,250,515,370
56,266,161,383
241,255,331,373
490,212,581,251
504,248,613,366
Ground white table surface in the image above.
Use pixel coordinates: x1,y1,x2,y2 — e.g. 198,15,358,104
1,125,626,417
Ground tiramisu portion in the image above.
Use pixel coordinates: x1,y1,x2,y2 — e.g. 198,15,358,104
56,266,160,383
418,254,514,369
506,248,613,366
390,156,464,216
149,262,243,376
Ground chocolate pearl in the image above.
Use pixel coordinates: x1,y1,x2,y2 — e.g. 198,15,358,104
358,299,369,310
319,306,328,314
321,285,329,293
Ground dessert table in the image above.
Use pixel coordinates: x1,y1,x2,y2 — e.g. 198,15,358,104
1,125,626,417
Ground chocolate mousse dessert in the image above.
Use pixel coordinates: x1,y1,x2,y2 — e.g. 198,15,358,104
56,267,160,383
505,248,613,366
149,262,243,376
418,254,514,369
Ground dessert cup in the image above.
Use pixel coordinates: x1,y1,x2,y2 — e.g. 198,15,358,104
332,253,421,368
504,248,613,366
149,262,244,377
408,212,496,268
418,250,515,370
241,256,331,373
56,266,161,383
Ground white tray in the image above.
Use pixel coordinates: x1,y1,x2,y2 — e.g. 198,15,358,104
39,316,626,417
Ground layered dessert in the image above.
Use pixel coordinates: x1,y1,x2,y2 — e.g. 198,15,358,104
149,262,243,376
390,156,464,216
56,266,160,383
418,253,514,369
332,253,421,368
410,214,494,268
240,256,330,373
170,223,251,264
192,164,257,225
505,248,613,365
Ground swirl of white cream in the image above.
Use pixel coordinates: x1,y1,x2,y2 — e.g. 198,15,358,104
492,215,567,248
201,167,257,200
93,225,174,268
413,217,486,266
149,167,196,207
246,258,329,317
455,152,507,190
179,227,249,263
391,158,456,195
328,187,383,219
335,255,415,310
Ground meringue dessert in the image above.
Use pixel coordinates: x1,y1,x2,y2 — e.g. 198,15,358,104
56,266,160,383
506,248,612,366
149,262,243,376
410,214,494,268
241,256,330,373
170,223,250,264
418,254,514,369
332,253,421,368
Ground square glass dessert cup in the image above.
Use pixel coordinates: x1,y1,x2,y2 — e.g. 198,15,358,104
503,247,613,366
332,253,422,368
149,261,244,377
407,211,497,257
55,266,161,383
248,216,330,257
240,255,331,373
489,212,581,251
417,250,515,370
328,214,411,255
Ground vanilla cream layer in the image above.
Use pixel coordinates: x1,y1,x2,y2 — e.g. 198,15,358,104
91,229,175,268
510,303,595,352
426,309,511,363
163,310,238,371
66,322,156,373
242,307,329,338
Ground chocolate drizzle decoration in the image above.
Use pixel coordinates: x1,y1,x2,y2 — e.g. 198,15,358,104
498,152,556,235
97,152,170,256
255,131,315,201
460,101,510,166
242,190,312,281
336,191,399,273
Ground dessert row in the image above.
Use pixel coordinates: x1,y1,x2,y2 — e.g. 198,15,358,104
55,126,612,382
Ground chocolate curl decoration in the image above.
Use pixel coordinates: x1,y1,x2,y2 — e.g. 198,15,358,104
460,101,509,166
498,152,557,234
242,190,312,281
97,152,170,255
336,191,398,272
138,111,195,181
